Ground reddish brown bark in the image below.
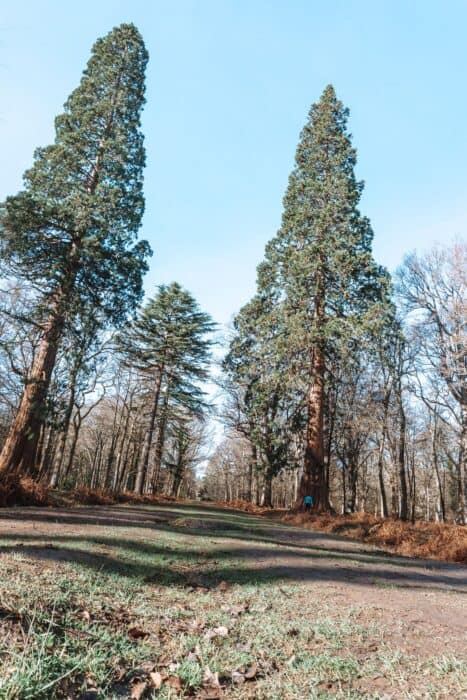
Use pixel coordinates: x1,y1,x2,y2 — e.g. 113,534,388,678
0,313,63,477
297,344,329,510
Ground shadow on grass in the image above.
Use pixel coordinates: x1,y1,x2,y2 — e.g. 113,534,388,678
0,504,438,559
0,528,453,574
0,525,465,594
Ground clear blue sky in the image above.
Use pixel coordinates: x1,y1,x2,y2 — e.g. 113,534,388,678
1,1,466,327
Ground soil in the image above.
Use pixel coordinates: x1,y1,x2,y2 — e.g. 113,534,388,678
1,502,466,664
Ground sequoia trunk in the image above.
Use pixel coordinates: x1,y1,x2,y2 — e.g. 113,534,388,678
297,344,328,510
0,313,63,477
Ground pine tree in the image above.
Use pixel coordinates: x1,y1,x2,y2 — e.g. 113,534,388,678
263,85,390,510
0,24,150,477
118,283,214,494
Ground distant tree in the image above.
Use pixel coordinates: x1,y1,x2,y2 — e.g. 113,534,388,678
164,415,207,497
397,242,466,523
224,284,303,507
0,24,150,479
118,283,214,494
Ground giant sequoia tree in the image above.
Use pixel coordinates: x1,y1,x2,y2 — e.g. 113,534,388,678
261,85,390,510
0,24,150,477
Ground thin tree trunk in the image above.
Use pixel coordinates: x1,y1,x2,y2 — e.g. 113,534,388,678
38,426,56,481
398,396,408,521
261,463,273,507
150,383,170,493
49,376,77,487
246,444,256,502
61,412,82,485
456,405,466,524
378,430,389,518
432,424,446,522
134,370,163,494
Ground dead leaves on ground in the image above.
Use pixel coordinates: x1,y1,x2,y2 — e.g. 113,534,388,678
125,659,262,699
109,599,267,698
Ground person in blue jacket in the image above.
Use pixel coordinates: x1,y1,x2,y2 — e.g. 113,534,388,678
303,495,313,512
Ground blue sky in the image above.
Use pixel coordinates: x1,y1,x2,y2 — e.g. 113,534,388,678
1,1,466,328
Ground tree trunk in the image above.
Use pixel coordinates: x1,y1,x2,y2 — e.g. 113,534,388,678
134,371,163,494
378,431,389,518
398,396,408,521
298,345,328,510
0,312,63,477
456,405,466,524
61,411,82,485
150,384,170,493
171,461,184,497
38,425,57,482
261,463,273,507
49,376,77,487
432,425,446,523
246,444,256,502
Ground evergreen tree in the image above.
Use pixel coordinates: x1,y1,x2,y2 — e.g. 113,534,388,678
0,24,150,477
224,282,303,506
118,283,214,494
262,85,390,510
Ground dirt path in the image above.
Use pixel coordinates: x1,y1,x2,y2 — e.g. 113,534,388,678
1,501,466,688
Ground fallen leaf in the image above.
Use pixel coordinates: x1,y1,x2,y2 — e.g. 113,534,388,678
230,604,247,617
203,667,220,687
81,610,91,623
148,671,163,689
244,663,257,680
128,627,149,640
130,681,147,699
232,671,245,684
165,675,183,690
205,626,229,640
188,618,206,631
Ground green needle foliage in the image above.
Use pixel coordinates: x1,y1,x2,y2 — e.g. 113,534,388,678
0,22,150,323
265,84,389,357
118,282,215,493
0,24,151,476
226,85,392,509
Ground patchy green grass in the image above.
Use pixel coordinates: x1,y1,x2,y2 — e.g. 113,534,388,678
0,504,465,698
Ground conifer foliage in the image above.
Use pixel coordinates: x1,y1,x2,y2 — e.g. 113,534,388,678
227,86,391,511
118,283,215,494
0,24,150,477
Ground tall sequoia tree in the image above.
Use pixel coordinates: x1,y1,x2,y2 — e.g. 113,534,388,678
264,85,390,510
0,24,150,477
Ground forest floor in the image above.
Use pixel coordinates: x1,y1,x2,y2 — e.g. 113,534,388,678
0,502,465,699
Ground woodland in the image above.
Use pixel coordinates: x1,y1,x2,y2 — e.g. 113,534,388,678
0,23,465,527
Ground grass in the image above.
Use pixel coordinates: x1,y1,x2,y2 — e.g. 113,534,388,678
281,510,467,564
0,503,465,698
